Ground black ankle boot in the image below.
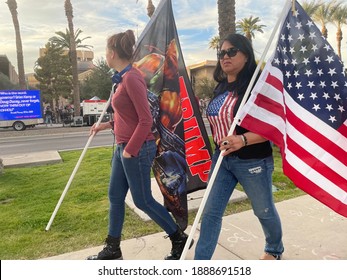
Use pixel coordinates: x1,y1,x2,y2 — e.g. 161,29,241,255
165,228,194,260
86,235,123,260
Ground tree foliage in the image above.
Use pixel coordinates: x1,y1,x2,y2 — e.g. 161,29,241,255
236,16,266,44
34,42,72,107
194,77,217,99
0,73,19,90
49,28,92,51
303,0,347,59
209,35,221,53
80,58,112,100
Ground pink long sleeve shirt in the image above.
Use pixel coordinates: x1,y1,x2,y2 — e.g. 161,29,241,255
111,67,155,156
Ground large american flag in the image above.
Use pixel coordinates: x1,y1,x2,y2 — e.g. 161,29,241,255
238,1,347,217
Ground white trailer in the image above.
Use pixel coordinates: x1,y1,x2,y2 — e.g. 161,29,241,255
0,118,44,131
82,98,110,126
0,90,44,131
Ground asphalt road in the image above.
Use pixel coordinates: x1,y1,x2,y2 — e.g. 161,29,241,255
0,118,211,156
0,124,114,156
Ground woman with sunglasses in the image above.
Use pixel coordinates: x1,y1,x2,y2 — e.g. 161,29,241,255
194,33,284,260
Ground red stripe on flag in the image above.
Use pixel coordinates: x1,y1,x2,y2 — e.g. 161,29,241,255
253,93,286,121
220,96,230,139
286,107,347,166
265,72,284,92
338,122,347,138
286,136,347,192
283,160,347,218
239,114,285,148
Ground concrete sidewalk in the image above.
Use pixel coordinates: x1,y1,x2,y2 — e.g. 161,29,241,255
43,194,347,260
1,150,62,168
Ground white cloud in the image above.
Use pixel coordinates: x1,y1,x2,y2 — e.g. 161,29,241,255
1,0,346,74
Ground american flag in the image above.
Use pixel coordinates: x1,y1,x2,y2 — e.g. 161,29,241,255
206,91,238,144
237,1,347,217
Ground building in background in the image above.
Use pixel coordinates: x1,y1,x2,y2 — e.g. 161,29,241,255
26,49,95,88
39,48,94,62
0,54,19,85
187,60,216,93
25,73,40,88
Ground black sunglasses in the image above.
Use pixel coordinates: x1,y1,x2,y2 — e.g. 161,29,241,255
217,47,239,59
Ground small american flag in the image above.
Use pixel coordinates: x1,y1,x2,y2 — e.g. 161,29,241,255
207,91,238,144
238,1,347,217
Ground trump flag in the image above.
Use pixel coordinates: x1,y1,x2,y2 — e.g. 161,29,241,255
133,0,212,229
238,1,347,217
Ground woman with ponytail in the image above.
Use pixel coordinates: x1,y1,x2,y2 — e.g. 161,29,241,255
87,30,190,260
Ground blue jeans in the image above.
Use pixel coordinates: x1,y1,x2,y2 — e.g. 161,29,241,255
194,150,284,259
108,140,177,238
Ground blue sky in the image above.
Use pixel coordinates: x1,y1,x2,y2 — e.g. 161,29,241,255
1,0,346,73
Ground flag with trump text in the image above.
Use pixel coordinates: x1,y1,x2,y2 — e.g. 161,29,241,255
238,1,347,217
132,0,212,229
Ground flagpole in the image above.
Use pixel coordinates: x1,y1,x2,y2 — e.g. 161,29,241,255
179,0,292,260
45,84,116,231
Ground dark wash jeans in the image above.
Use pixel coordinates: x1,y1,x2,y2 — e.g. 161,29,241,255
194,150,284,259
108,140,177,238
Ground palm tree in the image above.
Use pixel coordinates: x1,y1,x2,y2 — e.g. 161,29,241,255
64,0,80,117
236,16,266,44
147,0,155,18
312,0,337,38
50,28,92,50
209,35,220,58
217,0,236,40
301,0,322,17
209,35,220,50
331,4,347,59
6,0,26,89
136,0,155,18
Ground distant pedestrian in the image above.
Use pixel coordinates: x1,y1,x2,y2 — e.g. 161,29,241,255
45,106,53,126
55,108,61,124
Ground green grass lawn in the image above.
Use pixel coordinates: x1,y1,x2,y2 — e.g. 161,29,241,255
0,145,304,259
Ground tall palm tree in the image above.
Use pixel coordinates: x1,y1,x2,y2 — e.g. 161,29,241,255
147,0,155,18
217,0,236,40
331,4,347,59
136,0,155,18
312,0,336,38
301,0,322,17
236,16,266,44
6,0,26,89
64,0,80,117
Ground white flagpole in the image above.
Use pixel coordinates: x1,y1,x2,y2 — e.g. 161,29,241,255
180,0,292,259
45,84,116,231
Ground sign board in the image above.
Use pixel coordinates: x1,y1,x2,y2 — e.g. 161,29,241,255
82,99,107,115
0,90,43,121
